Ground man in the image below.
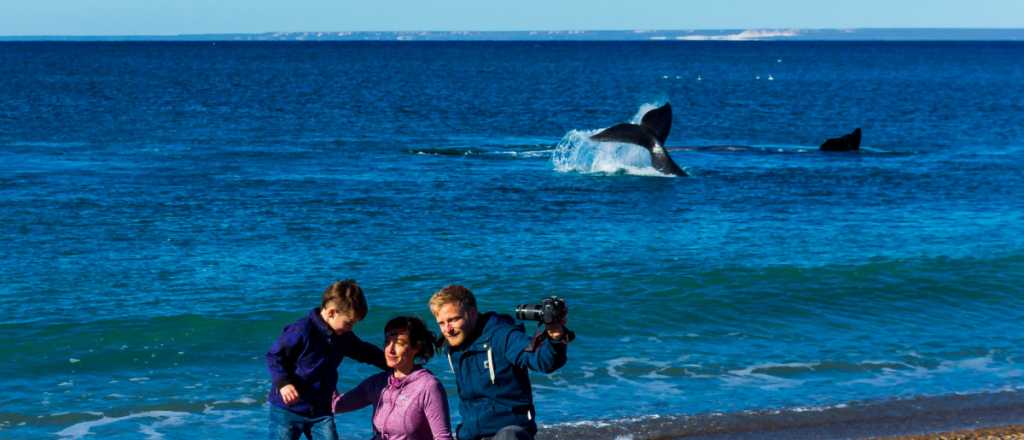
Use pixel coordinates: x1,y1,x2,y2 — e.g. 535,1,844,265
429,285,571,440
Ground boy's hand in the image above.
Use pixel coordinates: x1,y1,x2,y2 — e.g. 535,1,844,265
279,385,300,405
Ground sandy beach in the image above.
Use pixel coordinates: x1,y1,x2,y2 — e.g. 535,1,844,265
540,423,1024,440
881,425,1024,440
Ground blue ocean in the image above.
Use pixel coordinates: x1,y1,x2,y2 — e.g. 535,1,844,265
1,41,1023,439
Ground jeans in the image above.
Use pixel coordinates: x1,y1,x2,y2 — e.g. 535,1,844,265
269,405,340,440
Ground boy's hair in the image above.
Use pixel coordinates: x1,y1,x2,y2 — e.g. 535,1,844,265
428,284,477,314
322,279,368,320
384,316,437,362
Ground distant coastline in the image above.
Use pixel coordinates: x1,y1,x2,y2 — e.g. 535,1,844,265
3,28,1024,41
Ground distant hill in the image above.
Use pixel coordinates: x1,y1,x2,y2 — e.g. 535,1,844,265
4,28,1024,41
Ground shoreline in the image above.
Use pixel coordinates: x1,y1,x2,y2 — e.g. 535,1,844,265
539,390,1024,439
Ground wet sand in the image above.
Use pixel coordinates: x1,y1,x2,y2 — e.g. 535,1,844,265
539,390,1024,440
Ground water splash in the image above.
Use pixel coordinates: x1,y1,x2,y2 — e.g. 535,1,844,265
551,129,668,177
550,101,678,176
629,102,663,124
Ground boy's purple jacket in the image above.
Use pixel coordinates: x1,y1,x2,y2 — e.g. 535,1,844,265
266,308,387,417
334,367,453,440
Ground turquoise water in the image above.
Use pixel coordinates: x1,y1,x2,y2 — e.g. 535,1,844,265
1,41,1023,438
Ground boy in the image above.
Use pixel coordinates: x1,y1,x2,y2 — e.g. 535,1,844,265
266,279,388,440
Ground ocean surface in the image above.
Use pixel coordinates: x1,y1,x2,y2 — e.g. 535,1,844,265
1,41,1023,439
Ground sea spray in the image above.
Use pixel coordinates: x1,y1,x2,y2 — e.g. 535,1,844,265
552,129,664,176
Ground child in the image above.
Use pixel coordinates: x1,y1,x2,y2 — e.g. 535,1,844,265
266,279,388,440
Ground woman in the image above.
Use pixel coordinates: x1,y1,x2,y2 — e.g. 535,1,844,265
333,316,452,440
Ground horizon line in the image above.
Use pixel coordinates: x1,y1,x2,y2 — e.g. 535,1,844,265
3,27,1024,39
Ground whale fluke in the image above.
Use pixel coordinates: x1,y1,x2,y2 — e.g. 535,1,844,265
819,128,862,152
639,102,672,146
590,103,687,176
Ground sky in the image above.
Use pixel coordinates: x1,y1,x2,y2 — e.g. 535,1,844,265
3,0,1024,36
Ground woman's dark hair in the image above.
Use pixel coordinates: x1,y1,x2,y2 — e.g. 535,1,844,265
384,316,437,363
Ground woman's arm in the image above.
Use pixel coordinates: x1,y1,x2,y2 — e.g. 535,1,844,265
422,377,453,440
333,372,386,414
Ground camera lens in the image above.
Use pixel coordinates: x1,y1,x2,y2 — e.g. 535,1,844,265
515,304,544,322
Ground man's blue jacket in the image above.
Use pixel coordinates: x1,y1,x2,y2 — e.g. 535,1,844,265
266,308,386,417
443,312,568,440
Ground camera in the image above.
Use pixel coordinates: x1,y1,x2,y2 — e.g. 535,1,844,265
515,296,567,325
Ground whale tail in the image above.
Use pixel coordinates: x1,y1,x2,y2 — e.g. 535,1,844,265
819,128,862,152
590,103,686,176
590,103,672,148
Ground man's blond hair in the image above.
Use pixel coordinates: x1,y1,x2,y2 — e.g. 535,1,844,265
429,284,477,314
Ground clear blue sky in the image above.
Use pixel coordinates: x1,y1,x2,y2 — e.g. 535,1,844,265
5,0,1024,36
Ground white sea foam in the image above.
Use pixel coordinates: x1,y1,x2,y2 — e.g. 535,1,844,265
57,411,191,439
723,362,811,390
542,414,662,429
513,149,554,158
841,375,909,388
938,354,996,373
603,356,683,395
490,149,553,158
836,354,1009,388
729,361,820,375
211,397,259,405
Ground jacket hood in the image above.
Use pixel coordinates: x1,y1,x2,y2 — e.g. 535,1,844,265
386,366,435,390
446,312,521,353
478,312,518,341
465,312,520,351
308,307,333,337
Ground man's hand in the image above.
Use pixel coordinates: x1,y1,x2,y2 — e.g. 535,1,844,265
280,384,300,405
545,316,568,342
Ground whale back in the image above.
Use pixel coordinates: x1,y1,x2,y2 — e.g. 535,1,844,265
820,128,862,151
